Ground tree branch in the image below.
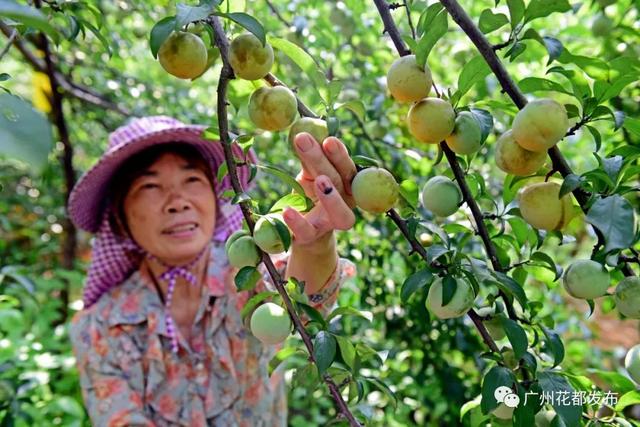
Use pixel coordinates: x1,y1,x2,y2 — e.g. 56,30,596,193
208,16,362,427
0,20,130,116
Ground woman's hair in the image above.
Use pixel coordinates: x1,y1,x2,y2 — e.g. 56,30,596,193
108,142,215,238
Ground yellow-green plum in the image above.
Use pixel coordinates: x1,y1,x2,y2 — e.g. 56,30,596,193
625,344,640,383
250,302,292,345
426,276,475,319
535,409,557,427
512,99,568,152
351,167,399,214
495,130,547,176
421,176,462,217
445,111,482,155
614,277,640,319
253,213,290,254
226,235,261,268
228,33,274,80
492,403,514,420
248,86,298,131
517,181,574,231
288,117,328,146
592,14,613,37
191,47,220,80
476,306,506,340
158,31,208,80
225,229,250,254
407,98,455,144
563,260,610,299
386,55,432,103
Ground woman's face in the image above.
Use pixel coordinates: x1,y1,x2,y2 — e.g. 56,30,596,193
122,152,216,265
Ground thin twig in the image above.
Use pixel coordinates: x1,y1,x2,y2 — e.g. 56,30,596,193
265,0,292,27
0,26,17,62
208,16,362,427
403,0,416,40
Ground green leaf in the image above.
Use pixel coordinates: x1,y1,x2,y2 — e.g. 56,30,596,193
0,0,59,42
400,268,434,303
542,36,563,65
559,173,582,198
595,73,638,103
538,371,582,427
518,77,571,95
480,365,516,414
524,0,571,23
327,306,373,323
585,125,602,151
540,326,565,367
416,3,444,38
500,318,528,359
623,116,640,138
363,376,398,409
334,334,356,370
335,100,365,122
218,12,265,46
234,266,261,291
255,163,307,198
299,303,327,329
469,108,494,143
585,195,636,253
452,55,491,105
269,215,291,252
399,179,419,209
240,290,278,319
490,271,528,307
530,251,561,281
460,395,482,421
268,36,326,99
352,155,380,168
175,3,215,30
269,193,311,214
313,331,336,376
441,275,458,307
507,0,525,29
150,17,176,58
415,7,448,69
586,369,637,394
0,93,53,173
478,9,509,34
82,21,112,57
615,390,640,412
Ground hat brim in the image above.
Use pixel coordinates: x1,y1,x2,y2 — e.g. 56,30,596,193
68,125,253,233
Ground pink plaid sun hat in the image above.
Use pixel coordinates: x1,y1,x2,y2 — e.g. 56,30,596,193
68,115,258,313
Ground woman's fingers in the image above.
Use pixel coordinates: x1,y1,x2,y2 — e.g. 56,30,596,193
314,175,356,230
321,137,357,197
293,133,344,192
282,206,317,245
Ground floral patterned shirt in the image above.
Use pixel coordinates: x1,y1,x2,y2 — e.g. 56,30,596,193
69,240,357,427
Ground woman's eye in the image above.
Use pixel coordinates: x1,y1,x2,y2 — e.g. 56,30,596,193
187,176,202,183
140,183,158,190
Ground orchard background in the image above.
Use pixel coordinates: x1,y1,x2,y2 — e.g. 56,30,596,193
1,0,639,425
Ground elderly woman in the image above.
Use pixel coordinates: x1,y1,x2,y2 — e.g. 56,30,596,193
68,116,358,426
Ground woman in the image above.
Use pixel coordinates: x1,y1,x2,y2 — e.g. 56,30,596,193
68,116,358,426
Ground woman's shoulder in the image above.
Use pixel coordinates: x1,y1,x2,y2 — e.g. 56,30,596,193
69,272,146,355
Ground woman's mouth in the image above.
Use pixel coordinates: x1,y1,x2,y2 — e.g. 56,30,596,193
163,223,199,238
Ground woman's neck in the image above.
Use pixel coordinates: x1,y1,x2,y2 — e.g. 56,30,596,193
142,247,210,303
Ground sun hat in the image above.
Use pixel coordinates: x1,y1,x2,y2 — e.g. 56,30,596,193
68,115,258,353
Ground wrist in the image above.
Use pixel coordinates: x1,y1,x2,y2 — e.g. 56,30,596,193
291,230,336,256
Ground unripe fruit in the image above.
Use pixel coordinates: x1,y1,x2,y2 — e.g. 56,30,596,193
288,117,328,146
190,47,221,80
563,260,610,299
407,98,456,144
226,235,261,268
592,14,613,37
248,86,298,131
625,344,640,383
502,348,518,369
225,229,250,254
445,111,482,155
386,55,432,103
228,33,274,80
250,302,292,345
253,214,290,254
512,99,569,152
492,403,514,420
426,276,475,319
517,181,574,231
158,31,208,79
421,176,462,217
351,167,399,214
495,130,546,176
476,306,506,340
535,410,557,427
614,277,640,319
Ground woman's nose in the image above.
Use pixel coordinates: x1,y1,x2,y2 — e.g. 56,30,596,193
164,192,191,213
